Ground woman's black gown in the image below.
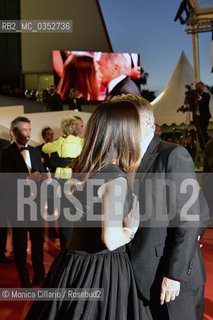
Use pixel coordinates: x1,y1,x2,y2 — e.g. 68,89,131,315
25,164,146,320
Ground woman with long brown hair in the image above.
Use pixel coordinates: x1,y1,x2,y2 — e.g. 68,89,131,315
26,96,148,320
57,54,99,101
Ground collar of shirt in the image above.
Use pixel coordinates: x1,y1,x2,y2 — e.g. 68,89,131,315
16,141,28,149
16,142,32,169
131,53,138,67
140,132,154,159
108,75,127,93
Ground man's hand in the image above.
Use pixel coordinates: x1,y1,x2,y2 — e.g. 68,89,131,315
28,171,42,183
198,235,203,248
160,276,180,305
42,167,51,181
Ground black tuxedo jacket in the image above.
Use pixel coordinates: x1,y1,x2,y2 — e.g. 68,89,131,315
130,135,209,301
2,142,45,173
1,142,45,227
105,76,141,100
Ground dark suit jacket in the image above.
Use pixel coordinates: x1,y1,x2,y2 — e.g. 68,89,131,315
105,76,141,100
130,135,209,301
198,91,211,121
0,138,10,169
0,139,10,228
202,139,213,216
0,138,10,149
36,143,52,171
203,139,213,172
1,142,46,227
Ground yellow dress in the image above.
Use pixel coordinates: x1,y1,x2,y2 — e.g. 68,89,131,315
42,135,83,179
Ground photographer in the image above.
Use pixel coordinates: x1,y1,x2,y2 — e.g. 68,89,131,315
180,82,211,150
43,85,63,111
67,88,84,111
194,82,211,149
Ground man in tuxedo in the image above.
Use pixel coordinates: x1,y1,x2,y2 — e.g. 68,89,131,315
98,52,141,100
1,117,50,287
119,94,209,320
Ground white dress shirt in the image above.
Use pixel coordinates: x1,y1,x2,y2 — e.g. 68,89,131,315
108,75,127,93
140,132,154,159
16,142,32,170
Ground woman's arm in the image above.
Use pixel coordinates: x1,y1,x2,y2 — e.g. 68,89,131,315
99,177,139,251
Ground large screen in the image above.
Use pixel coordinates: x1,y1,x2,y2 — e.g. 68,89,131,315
53,50,141,102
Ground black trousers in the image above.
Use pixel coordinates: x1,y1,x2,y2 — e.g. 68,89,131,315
46,189,58,236
139,285,204,320
57,179,73,248
12,227,45,285
196,116,209,150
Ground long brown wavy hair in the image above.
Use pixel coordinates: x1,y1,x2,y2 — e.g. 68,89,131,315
57,55,99,101
71,97,142,179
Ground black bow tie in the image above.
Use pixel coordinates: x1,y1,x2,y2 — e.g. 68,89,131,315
20,146,29,151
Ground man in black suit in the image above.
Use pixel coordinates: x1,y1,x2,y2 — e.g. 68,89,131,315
0,138,13,263
37,127,54,170
98,52,141,100
120,94,209,320
43,85,63,111
37,127,58,238
195,82,211,149
1,117,50,287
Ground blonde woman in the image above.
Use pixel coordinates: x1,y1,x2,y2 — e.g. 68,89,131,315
42,116,83,179
42,116,83,247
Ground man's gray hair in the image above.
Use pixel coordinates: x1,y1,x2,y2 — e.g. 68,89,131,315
111,94,155,131
11,116,31,131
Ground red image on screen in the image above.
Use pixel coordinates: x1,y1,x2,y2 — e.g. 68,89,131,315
53,50,141,102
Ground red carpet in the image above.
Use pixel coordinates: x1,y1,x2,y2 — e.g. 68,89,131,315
201,228,213,320
0,231,60,319
0,228,213,320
